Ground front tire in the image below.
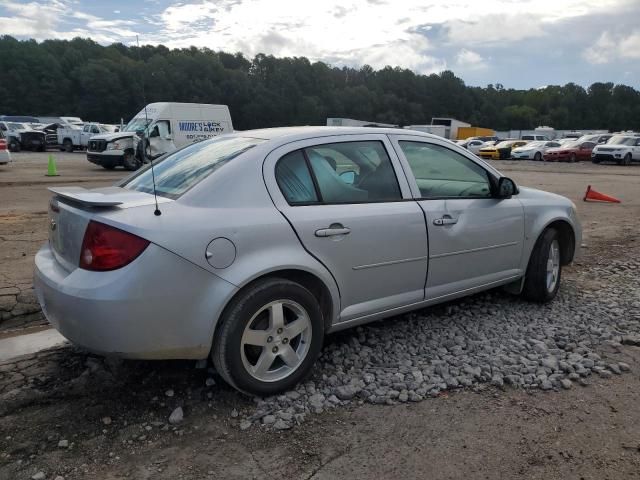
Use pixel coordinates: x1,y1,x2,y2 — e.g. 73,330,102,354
8,140,20,152
212,278,324,396
123,150,141,171
569,153,576,163
522,228,562,303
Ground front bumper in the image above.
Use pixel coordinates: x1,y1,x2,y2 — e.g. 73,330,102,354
34,241,238,359
543,154,569,162
592,153,621,162
478,151,499,160
511,152,533,160
87,151,124,168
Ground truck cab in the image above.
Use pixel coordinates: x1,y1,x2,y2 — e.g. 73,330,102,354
86,102,233,171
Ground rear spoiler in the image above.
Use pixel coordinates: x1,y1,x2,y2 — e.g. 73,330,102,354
49,186,123,206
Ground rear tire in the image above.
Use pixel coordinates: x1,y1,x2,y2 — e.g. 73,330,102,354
212,278,324,396
534,152,542,161
622,153,632,166
63,139,73,153
123,150,141,171
522,228,562,303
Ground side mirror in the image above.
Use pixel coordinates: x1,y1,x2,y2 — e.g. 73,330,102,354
135,129,145,137
339,170,356,185
496,177,518,198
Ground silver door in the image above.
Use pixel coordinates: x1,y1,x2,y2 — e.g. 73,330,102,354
390,134,524,301
263,134,428,321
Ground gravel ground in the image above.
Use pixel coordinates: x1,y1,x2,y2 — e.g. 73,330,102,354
241,238,640,430
1,237,639,479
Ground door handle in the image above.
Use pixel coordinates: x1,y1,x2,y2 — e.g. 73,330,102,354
433,216,458,226
315,225,351,237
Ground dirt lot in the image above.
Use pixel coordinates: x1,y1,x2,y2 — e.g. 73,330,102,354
1,152,640,480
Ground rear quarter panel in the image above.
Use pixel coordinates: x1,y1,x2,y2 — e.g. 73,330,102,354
97,148,341,324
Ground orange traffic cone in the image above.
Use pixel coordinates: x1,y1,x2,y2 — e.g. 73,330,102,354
583,185,621,203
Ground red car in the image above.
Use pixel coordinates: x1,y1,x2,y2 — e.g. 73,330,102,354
543,141,596,162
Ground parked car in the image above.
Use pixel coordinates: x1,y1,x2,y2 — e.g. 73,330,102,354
511,141,561,160
478,140,528,160
34,127,581,395
591,135,640,165
543,140,596,162
577,134,612,144
0,121,46,152
0,130,11,165
458,138,487,154
521,134,549,141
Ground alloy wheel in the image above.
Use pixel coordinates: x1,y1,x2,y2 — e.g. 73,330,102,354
240,300,312,382
546,239,560,293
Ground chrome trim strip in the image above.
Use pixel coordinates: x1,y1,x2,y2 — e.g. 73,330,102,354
353,255,428,271
430,241,519,259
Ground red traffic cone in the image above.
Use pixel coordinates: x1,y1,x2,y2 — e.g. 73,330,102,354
583,185,621,203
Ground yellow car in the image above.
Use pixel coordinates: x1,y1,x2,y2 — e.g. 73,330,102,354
478,140,528,160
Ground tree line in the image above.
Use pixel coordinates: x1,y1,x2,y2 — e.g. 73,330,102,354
1,35,639,132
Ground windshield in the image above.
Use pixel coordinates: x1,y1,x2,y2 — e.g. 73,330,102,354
7,123,23,130
495,141,514,148
124,136,265,199
607,136,635,146
521,141,544,148
123,117,152,133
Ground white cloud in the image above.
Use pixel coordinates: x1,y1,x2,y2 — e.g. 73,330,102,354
455,49,486,69
583,30,640,64
0,0,138,42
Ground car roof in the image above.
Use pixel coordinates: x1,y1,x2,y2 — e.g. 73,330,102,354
233,126,442,143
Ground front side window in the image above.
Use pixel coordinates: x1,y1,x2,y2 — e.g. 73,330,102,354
275,141,402,205
399,141,492,199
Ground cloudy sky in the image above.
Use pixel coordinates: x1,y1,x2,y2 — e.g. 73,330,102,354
1,0,639,89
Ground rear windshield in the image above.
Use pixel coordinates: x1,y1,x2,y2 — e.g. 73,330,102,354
123,136,264,199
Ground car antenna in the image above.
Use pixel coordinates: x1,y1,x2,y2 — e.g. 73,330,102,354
136,35,161,216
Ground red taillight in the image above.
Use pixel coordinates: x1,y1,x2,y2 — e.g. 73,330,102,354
0,139,6,151
80,221,150,271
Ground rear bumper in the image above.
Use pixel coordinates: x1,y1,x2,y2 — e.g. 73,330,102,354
34,242,238,359
0,150,9,164
87,152,123,168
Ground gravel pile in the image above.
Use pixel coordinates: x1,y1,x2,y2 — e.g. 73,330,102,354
243,255,640,430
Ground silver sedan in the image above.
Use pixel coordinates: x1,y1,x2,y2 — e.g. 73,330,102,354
34,127,581,395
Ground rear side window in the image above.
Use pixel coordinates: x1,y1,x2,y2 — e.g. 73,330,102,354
275,141,402,205
275,151,319,204
124,136,264,199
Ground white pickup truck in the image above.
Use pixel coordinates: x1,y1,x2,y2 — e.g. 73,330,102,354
58,123,111,152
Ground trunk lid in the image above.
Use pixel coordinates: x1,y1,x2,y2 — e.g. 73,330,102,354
48,187,172,271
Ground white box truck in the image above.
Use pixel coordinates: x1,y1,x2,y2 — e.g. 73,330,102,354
86,102,233,170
